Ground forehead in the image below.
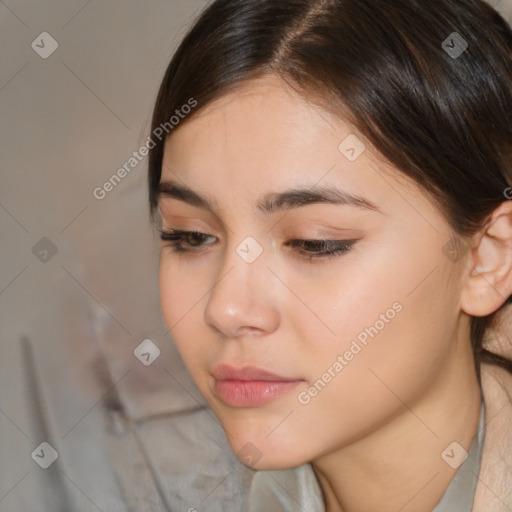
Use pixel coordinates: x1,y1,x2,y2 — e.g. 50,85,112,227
159,74,431,223
163,75,357,179
163,74,346,157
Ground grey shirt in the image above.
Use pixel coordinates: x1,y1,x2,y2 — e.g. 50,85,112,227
248,399,486,512
433,397,486,511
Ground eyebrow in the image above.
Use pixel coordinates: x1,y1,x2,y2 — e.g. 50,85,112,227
156,179,381,215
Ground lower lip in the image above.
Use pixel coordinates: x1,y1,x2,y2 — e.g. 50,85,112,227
214,379,302,407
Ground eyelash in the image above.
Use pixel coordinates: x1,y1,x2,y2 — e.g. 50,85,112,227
158,229,356,260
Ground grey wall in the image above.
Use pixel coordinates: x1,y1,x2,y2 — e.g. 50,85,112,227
1,0,212,414
1,2,212,508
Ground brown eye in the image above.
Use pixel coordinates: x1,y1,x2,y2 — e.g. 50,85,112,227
287,239,357,260
159,230,215,252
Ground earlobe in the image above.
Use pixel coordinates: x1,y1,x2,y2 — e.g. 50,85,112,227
460,201,512,317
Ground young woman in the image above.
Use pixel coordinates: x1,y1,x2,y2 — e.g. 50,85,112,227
147,0,512,510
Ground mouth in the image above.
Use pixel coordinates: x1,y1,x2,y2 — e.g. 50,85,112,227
211,364,305,407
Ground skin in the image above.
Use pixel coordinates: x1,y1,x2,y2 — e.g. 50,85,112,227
156,74,512,512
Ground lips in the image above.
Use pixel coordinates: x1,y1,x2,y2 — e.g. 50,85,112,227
212,364,304,407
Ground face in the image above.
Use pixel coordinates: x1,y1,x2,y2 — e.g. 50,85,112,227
157,74,467,470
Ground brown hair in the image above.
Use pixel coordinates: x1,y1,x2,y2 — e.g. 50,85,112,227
147,0,512,382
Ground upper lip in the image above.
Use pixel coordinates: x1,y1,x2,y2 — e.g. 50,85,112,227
212,364,301,382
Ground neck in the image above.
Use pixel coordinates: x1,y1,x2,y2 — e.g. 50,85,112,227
311,333,482,512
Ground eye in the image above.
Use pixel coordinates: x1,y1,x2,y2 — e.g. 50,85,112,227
158,229,357,260
286,238,356,260
158,229,215,253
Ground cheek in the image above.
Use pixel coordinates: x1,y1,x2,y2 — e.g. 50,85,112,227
158,263,180,327
283,250,404,358
292,242,454,408
283,293,449,462
158,253,206,321
158,259,206,358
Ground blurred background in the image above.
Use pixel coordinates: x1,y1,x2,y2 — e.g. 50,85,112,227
1,0,511,511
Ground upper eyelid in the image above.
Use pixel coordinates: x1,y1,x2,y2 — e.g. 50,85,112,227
156,204,368,236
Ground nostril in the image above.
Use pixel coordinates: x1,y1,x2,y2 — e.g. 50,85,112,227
237,326,264,337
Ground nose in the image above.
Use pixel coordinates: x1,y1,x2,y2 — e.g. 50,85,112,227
203,239,280,340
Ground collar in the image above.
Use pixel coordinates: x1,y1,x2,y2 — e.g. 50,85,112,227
432,396,486,511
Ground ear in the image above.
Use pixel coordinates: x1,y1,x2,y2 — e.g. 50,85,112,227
460,200,512,317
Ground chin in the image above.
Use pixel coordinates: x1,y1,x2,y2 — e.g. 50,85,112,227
234,448,306,471
207,397,315,469
224,430,310,471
